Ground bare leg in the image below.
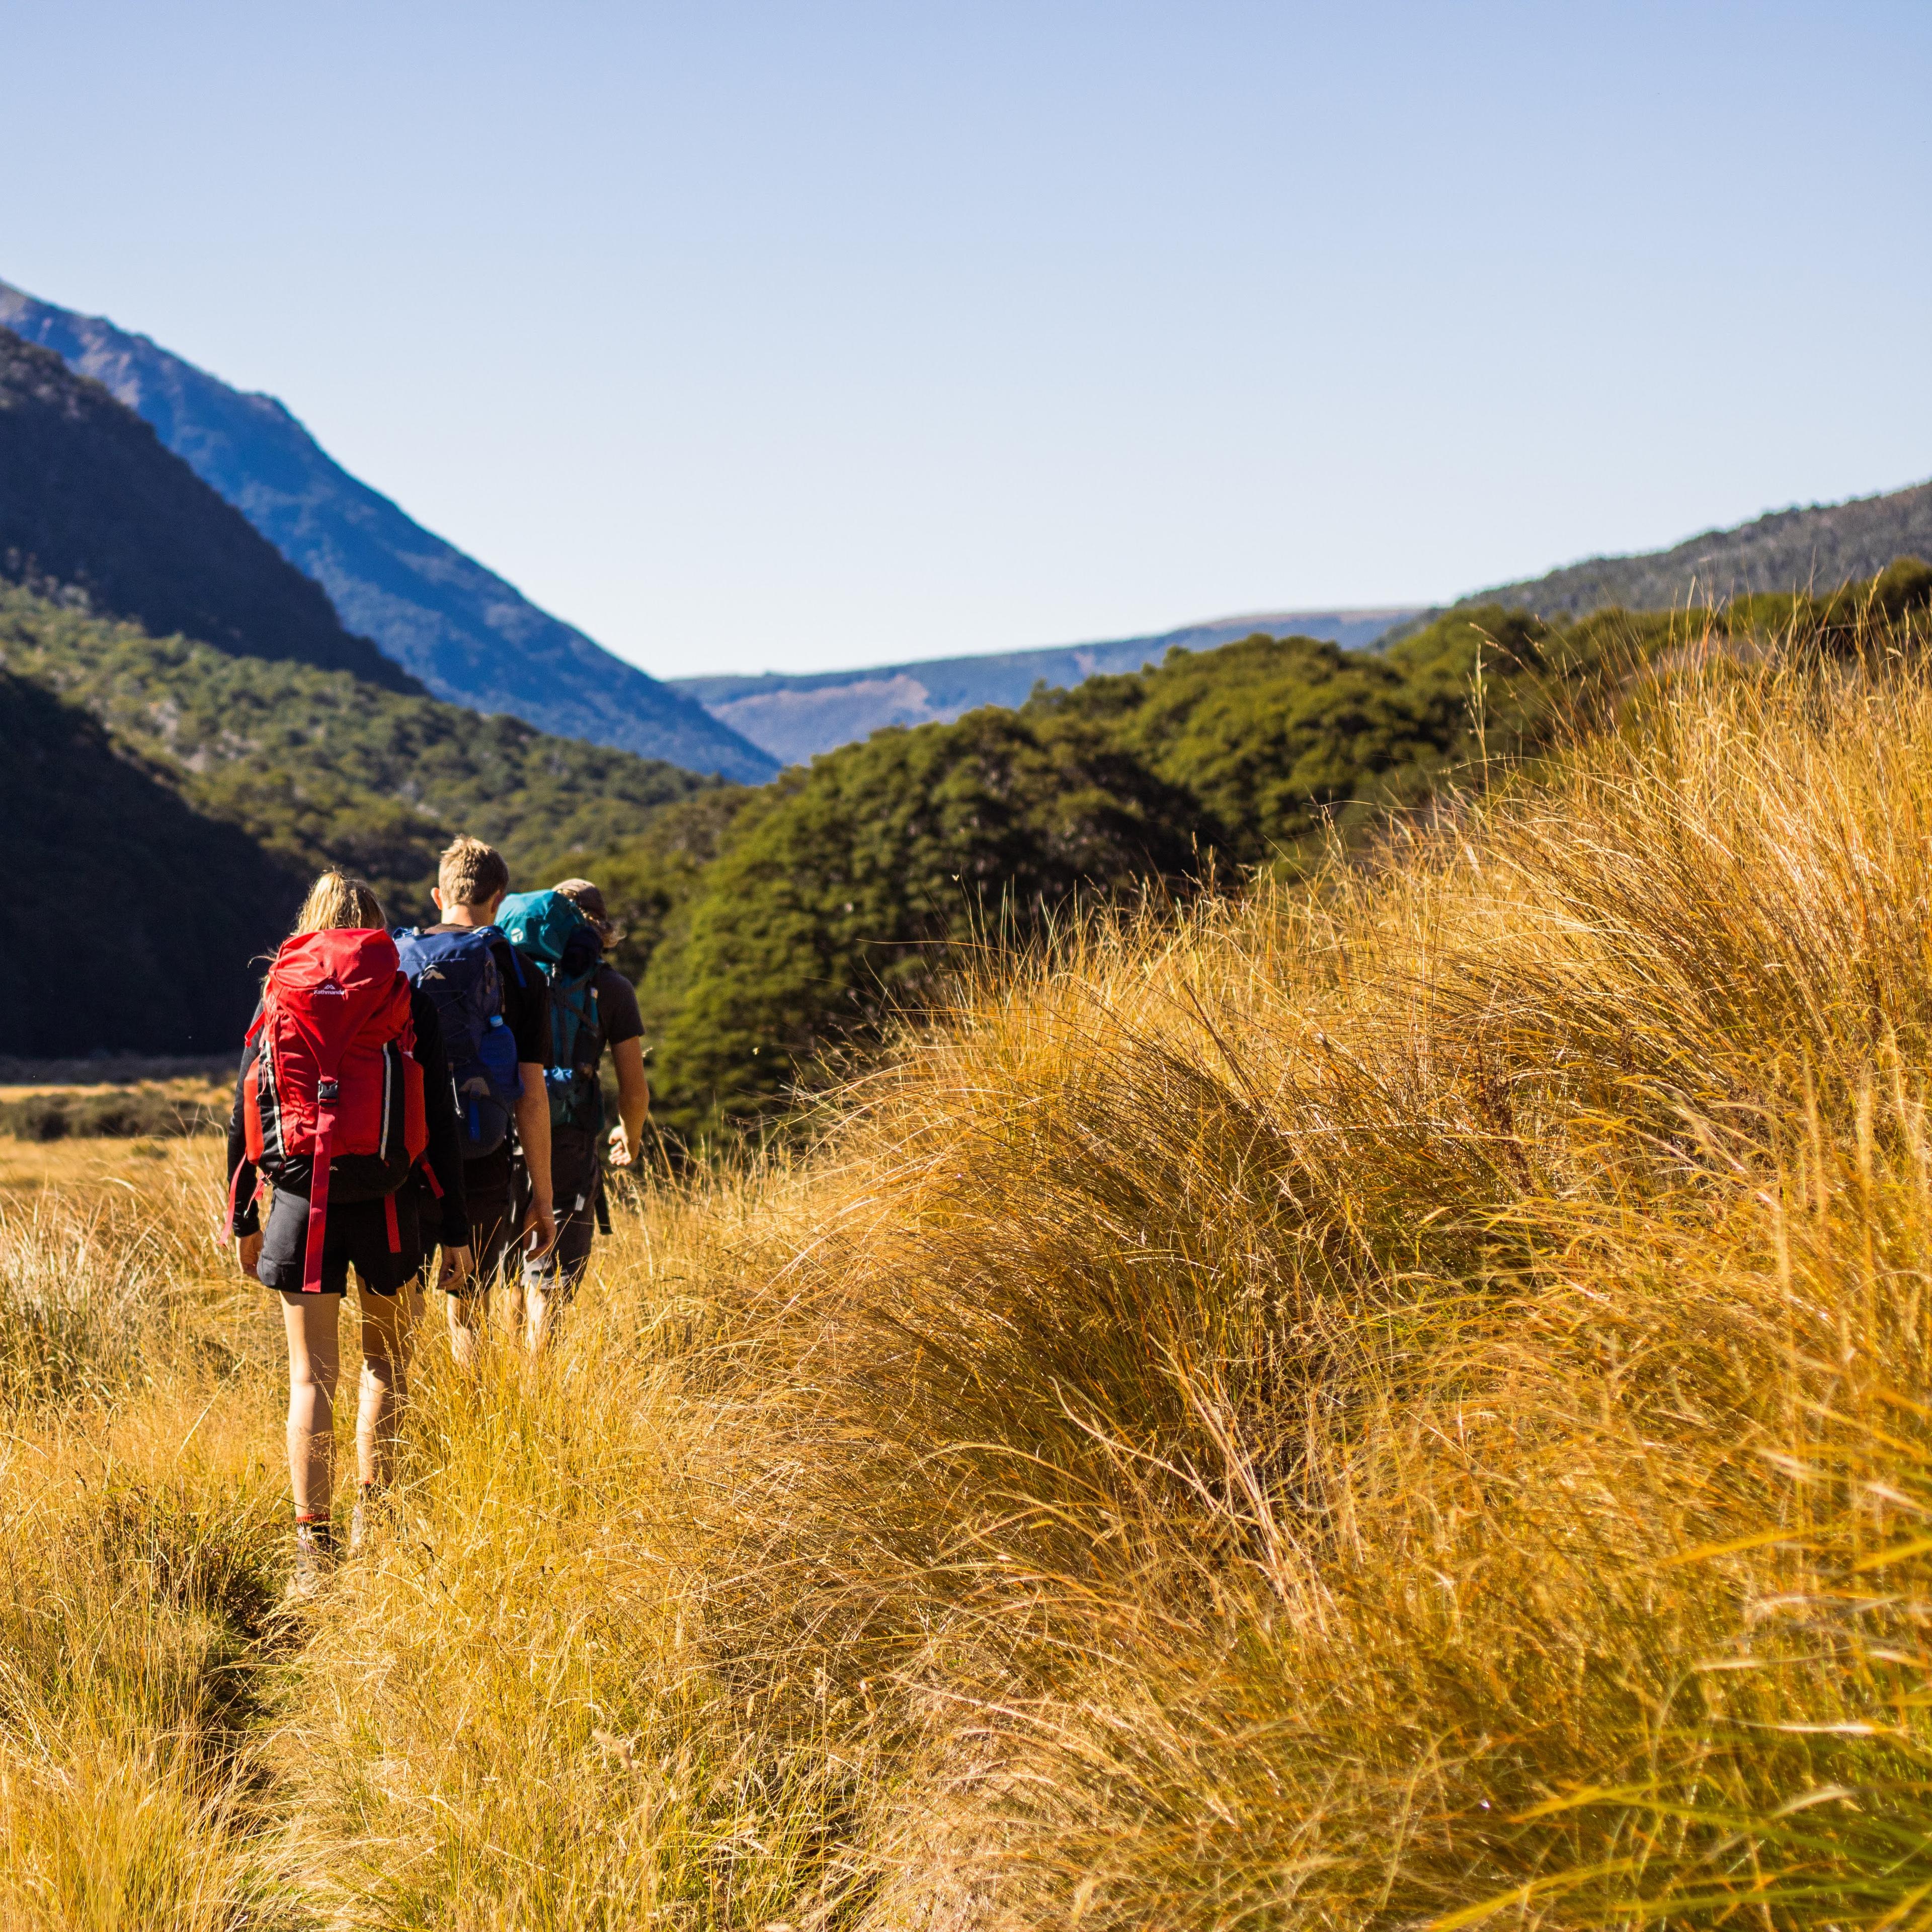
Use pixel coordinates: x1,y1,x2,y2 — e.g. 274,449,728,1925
445,1281,487,1370
280,1292,343,1517
355,1281,421,1491
523,1278,551,1354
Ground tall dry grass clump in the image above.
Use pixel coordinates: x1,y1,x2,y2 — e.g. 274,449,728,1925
0,1168,293,1929
274,1177,873,1929
670,646,1932,1928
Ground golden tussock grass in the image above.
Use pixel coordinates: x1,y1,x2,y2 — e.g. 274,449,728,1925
7,639,1932,1927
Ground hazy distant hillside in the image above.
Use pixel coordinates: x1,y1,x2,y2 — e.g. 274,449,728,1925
0,329,416,692
1466,478,1932,619
673,608,1420,764
0,279,776,782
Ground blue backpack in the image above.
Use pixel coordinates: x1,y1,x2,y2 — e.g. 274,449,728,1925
497,891,606,1133
392,926,523,1156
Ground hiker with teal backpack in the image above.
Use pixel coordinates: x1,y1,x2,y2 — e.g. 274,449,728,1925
495,878,649,1349
391,836,557,1367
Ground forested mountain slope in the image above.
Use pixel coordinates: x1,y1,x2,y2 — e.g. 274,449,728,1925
0,279,776,781
1465,476,1932,619
0,329,415,692
0,669,298,1055
0,585,720,1052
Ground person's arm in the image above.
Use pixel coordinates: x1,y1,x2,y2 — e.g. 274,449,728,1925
412,991,472,1254
515,1068,555,1250
227,1018,264,1275
502,945,555,1250
607,1037,650,1167
598,969,650,1168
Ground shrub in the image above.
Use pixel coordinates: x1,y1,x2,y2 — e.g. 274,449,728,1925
0,1088,218,1141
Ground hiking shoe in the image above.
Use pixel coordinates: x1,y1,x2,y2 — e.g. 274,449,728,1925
348,1486,381,1556
285,1519,337,1603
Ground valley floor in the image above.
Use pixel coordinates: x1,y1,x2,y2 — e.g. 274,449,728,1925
8,649,1932,1929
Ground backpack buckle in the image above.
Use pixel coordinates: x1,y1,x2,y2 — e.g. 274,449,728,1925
316,1079,340,1101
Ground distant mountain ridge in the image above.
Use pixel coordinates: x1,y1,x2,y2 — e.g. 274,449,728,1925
0,327,417,692
674,607,1421,765
0,279,776,782
1464,478,1932,620
685,479,1932,766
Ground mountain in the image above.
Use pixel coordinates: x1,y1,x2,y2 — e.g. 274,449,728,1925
0,279,777,783
672,608,1422,765
0,329,417,692
1462,478,1932,621
0,580,717,920
0,578,726,1053
0,664,299,1057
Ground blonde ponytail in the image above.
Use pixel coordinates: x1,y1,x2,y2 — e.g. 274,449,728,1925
294,871,386,934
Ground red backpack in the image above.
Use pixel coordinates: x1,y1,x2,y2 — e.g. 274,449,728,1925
238,928,429,1294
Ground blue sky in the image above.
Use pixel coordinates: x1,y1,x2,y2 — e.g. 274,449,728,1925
3,1,1927,677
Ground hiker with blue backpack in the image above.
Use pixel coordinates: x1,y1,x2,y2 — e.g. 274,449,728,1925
391,836,557,1366
495,877,650,1349
226,870,471,1599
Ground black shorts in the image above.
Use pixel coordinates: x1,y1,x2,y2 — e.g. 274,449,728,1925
256,1186,424,1297
519,1133,602,1301
418,1147,517,1296
443,1155,519,1297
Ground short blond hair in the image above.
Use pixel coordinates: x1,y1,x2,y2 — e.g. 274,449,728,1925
438,836,509,909
295,871,385,933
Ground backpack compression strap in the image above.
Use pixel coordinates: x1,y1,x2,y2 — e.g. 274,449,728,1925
301,1076,340,1294
223,1159,259,1245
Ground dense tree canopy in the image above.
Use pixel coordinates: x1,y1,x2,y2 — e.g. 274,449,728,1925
642,704,1210,1127
637,628,1529,1134
627,566,1932,1137
0,585,717,918
13,554,1927,1084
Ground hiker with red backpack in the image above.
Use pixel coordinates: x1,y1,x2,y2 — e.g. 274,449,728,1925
226,871,471,1598
495,878,650,1350
392,836,557,1367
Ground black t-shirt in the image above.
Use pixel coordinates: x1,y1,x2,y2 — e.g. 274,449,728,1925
594,963,642,1050
418,924,549,1065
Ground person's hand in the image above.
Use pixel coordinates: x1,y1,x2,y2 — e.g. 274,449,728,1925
521,1195,557,1257
438,1244,474,1294
236,1230,263,1279
608,1120,636,1168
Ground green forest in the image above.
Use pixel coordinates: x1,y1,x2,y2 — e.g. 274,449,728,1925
606,557,1932,1135
0,585,717,915
9,558,1928,1096
0,585,717,1055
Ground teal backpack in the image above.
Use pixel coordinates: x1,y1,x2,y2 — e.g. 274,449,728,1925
497,890,606,1132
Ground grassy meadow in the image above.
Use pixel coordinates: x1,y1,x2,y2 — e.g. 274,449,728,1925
11,639,1932,1927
